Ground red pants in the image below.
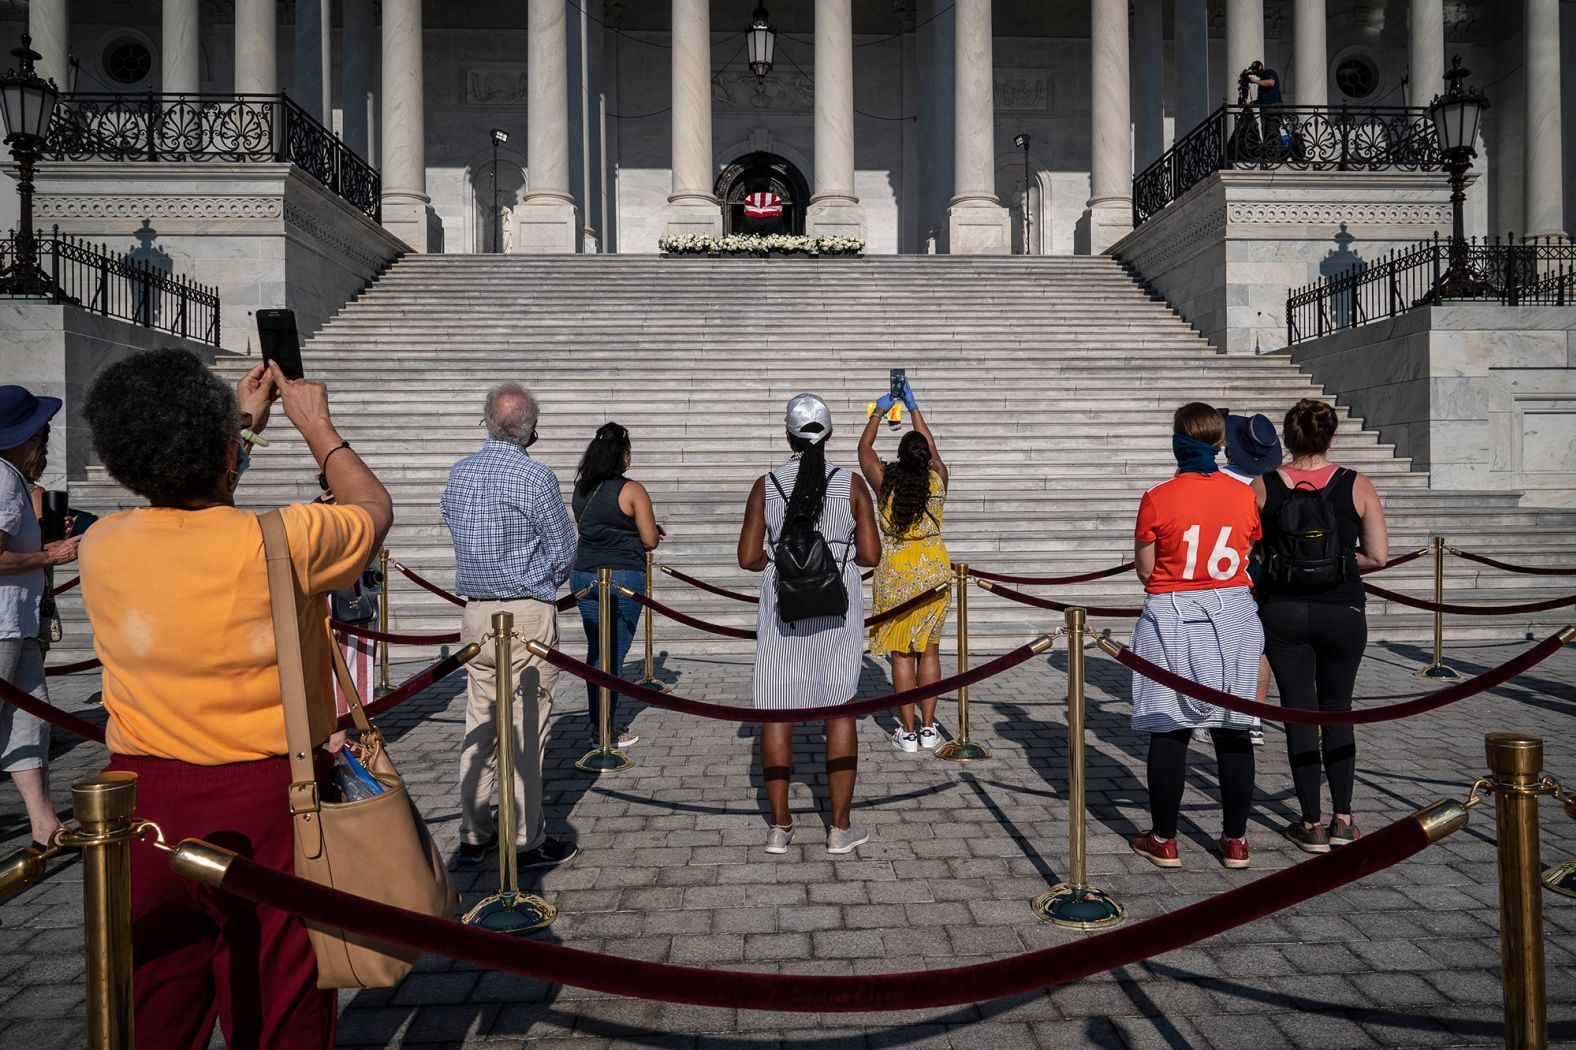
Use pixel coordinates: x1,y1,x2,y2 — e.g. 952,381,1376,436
107,753,336,1050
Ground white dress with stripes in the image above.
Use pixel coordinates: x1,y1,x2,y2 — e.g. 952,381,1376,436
1130,586,1263,733
752,456,865,712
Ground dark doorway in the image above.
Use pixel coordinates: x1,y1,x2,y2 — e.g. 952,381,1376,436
714,152,810,235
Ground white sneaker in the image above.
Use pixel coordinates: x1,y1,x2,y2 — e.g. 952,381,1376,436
917,724,941,750
1249,729,1265,747
616,725,640,747
890,727,919,753
764,825,794,855
826,822,869,855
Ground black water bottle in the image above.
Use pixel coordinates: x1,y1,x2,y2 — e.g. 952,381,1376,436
40,490,69,542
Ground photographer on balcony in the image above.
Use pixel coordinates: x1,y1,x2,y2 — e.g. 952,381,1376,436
1244,60,1288,160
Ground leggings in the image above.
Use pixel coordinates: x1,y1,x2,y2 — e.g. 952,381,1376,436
1147,728,1255,840
1261,599,1367,824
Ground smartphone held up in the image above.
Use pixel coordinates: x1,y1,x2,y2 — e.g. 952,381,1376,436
256,308,305,380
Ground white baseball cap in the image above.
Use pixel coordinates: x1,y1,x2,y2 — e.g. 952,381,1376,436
784,393,832,444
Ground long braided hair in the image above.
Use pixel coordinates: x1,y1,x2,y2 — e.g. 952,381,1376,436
784,431,830,532
878,431,934,536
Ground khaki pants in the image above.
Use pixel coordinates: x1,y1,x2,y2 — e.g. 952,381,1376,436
458,598,558,850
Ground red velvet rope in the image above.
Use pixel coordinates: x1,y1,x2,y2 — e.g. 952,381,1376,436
44,657,102,677
1104,630,1570,725
332,621,463,646
658,565,759,603
615,590,758,639
1362,549,1426,574
337,648,476,729
392,563,466,607
391,565,582,612
49,575,81,596
0,675,106,742
621,582,949,641
209,810,1431,1011
535,638,1044,723
1449,548,1576,577
977,581,1143,618
967,562,1135,586
1364,582,1576,616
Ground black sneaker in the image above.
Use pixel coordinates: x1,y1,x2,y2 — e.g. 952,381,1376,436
456,832,498,867
517,837,579,870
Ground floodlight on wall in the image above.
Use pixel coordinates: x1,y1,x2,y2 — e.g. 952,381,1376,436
748,4,776,81
491,127,509,145
0,34,61,296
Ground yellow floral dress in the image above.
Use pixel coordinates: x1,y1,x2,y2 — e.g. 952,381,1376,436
870,471,952,656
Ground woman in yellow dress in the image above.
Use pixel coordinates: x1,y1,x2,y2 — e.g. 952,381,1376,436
858,381,952,752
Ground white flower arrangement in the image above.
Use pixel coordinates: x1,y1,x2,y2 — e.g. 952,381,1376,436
657,233,865,256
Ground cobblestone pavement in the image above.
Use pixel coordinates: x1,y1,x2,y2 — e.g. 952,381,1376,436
3,634,1575,1049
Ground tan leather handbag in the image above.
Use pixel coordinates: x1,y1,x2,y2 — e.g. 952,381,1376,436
260,509,459,989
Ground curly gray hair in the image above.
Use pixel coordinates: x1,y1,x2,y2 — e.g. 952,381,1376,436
484,382,540,447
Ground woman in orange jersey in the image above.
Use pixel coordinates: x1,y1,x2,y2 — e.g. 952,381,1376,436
1128,403,1263,871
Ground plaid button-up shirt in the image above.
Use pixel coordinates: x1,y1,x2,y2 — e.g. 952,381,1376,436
440,439,577,602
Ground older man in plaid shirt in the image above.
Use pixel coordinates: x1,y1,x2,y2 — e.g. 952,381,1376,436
441,382,579,870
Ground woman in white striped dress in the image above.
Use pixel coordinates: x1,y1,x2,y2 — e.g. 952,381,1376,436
737,394,879,857
1129,403,1264,871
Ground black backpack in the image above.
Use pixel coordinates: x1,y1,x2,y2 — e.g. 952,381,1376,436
1263,469,1352,587
768,469,849,624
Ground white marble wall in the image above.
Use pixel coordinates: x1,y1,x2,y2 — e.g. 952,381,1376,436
0,302,221,489
1289,304,1576,505
1113,170,1465,355
30,164,407,352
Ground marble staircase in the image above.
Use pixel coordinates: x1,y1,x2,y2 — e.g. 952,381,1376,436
52,255,1576,669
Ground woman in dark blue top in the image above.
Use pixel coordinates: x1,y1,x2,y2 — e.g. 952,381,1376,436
572,423,662,746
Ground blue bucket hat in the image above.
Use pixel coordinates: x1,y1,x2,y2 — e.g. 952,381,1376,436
1223,412,1283,476
0,386,62,451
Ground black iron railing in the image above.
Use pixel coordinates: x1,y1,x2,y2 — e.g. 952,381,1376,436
0,226,221,345
1285,233,1576,345
1133,103,1443,225
43,92,381,220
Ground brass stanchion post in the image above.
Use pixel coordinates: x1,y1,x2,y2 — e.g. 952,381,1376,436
937,562,990,761
636,552,667,691
1485,732,1546,1048
1416,535,1460,679
577,566,634,773
1032,608,1124,928
463,612,555,933
375,548,393,696
75,771,138,1049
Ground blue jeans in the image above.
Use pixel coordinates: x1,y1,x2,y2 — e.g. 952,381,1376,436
570,568,645,730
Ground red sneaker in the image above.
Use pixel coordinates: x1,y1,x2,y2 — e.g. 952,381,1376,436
1130,831,1182,869
1218,835,1251,870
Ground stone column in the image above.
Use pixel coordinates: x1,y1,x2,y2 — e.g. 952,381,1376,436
1224,0,1263,104
1174,0,1210,138
1080,0,1132,254
295,0,331,121
28,0,69,87
1294,0,1328,106
662,0,722,238
1407,0,1443,106
234,0,277,94
342,0,376,159
1525,0,1566,238
161,0,200,94
1133,0,1164,168
947,0,1010,254
518,0,580,252
380,0,432,251
807,0,866,239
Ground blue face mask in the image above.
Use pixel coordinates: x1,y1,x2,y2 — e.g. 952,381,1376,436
229,439,252,492
1172,433,1221,475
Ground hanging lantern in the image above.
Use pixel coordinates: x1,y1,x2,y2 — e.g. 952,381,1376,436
747,4,776,81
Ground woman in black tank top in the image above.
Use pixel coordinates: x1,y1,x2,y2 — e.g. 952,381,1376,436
1252,400,1390,854
571,424,663,747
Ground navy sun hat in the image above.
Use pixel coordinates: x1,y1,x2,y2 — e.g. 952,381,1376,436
0,386,61,451
1223,412,1283,476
